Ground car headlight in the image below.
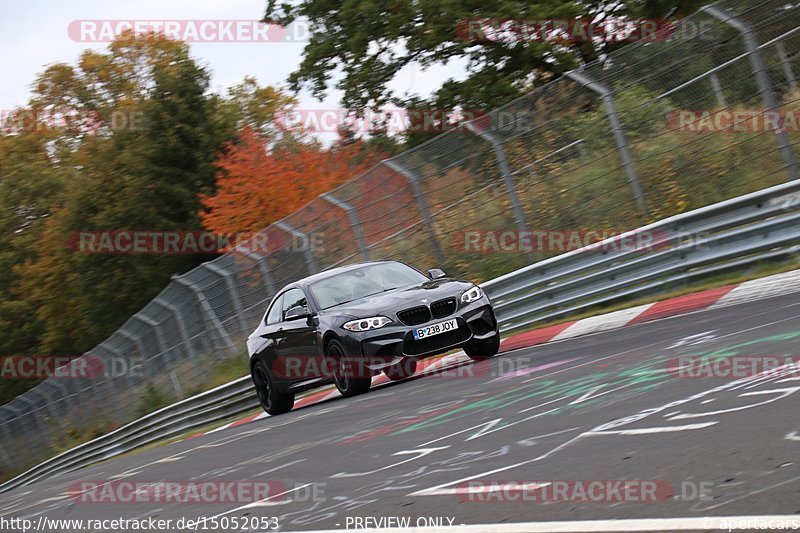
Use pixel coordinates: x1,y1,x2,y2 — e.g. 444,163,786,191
343,316,392,332
461,286,483,304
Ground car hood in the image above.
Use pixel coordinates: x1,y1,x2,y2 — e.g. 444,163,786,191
317,278,474,318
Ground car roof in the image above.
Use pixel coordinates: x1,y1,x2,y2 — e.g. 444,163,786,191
282,260,403,291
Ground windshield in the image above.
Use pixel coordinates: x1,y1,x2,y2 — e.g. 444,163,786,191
309,262,429,309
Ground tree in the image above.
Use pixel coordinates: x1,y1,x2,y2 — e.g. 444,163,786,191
0,127,73,402
6,32,295,359
264,0,705,144
200,127,385,235
222,76,298,134
12,33,225,349
0,29,310,408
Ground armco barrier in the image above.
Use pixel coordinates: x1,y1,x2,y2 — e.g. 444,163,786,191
483,178,800,333
0,378,256,494
2,178,799,494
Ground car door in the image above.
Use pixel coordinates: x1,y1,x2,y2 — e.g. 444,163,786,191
274,288,321,381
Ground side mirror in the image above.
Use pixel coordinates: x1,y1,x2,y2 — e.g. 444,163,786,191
428,268,446,280
285,306,311,320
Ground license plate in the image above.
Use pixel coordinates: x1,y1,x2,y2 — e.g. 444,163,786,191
413,318,458,340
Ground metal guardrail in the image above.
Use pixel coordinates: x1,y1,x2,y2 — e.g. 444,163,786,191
0,378,257,494
2,178,799,495
482,178,800,332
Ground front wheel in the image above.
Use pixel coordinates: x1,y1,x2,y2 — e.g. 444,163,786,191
328,339,372,397
251,359,294,415
463,333,500,361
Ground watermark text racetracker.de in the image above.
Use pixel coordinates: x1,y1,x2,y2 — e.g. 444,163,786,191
69,230,324,255
68,19,312,43
452,229,710,254
455,479,714,503
271,355,563,381
275,108,532,134
667,109,800,133
0,355,141,380
456,18,714,43
668,355,800,379
69,479,325,506
1,109,145,134
71,479,301,504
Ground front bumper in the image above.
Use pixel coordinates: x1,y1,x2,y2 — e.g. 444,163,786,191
338,299,498,369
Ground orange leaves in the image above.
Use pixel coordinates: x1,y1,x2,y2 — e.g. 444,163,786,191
199,128,384,235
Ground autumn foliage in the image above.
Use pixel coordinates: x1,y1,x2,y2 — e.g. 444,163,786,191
199,127,384,234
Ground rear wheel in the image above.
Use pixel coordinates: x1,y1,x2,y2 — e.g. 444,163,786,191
464,333,500,361
328,339,372,397
251,359,294,415
384,358,418,381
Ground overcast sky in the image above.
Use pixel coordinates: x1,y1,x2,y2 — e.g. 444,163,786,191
3,0,466,140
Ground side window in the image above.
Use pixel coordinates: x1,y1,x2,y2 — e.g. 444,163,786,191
265,294,284,325
281,288,308,320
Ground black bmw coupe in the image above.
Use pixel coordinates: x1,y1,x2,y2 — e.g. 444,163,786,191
247,260,500,414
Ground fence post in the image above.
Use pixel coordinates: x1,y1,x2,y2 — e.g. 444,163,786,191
27,387,59,428
82,351,121,419
382,160,445,265
202,263,250,337
273,221,320,273
99,341,139,387
132,313,174,366
776,42,798,92
9,398,42,464
250,254,276,295
97,343,137,420
0,416,15,470
463,122,530,234
1,406,31,465
14,396,44,434
320,192,370,261
117,329,153,371
702,5,799,180
21,388,56,457
153,297,197,361
39,380,69,419
235,238,276,295
131,313,183,399
256,255,276,294
566,70,647,214
709,72,728,107
171,276,237,356
56,372,80,423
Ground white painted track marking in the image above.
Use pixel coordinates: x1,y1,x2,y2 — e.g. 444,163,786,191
552,304,652,341
414,481,551,497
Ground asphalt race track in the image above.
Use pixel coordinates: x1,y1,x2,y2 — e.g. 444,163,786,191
2,293,800,532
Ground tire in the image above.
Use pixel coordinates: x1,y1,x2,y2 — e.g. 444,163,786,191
464,333,501,361
384,358,418,381
328,339,372,397
251,359,294,415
